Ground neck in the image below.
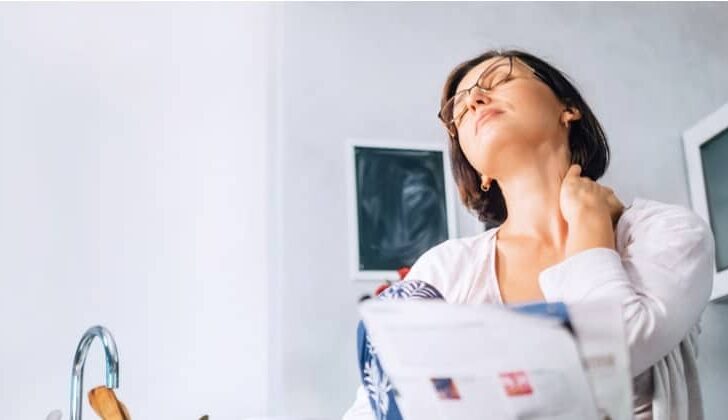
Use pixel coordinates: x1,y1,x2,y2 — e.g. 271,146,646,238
494,154,570,250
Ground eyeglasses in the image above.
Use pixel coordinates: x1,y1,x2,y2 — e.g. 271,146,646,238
438,56,543,138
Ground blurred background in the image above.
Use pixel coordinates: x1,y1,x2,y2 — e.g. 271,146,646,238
1,2,727,419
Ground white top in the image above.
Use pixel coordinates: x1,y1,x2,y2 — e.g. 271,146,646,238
343,197,715,420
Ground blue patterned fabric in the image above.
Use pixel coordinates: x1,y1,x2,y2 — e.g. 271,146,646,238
356,280,444,420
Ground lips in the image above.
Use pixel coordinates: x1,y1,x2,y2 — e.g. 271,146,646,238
475,109,504,129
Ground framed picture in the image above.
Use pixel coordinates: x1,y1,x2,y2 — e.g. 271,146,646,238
346,139,459,281
683,101,728,301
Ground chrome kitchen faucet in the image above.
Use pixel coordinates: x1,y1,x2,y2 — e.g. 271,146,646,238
70,326,120,420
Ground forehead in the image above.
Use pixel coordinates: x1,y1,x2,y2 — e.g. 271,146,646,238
455,55,512,92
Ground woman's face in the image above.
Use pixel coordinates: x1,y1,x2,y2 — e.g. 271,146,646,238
453,56,571,176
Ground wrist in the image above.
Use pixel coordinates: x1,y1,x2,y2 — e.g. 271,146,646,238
565,212,616,258
569,207,612,226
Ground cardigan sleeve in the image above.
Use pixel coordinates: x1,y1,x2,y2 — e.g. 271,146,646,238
401,239,459,301
538,199,715,377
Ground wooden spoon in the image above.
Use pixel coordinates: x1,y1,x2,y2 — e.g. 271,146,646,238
88,386,130,420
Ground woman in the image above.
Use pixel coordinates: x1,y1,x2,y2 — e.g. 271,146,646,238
343,49,715,420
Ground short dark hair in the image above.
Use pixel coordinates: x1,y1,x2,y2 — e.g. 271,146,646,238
440,49,610,226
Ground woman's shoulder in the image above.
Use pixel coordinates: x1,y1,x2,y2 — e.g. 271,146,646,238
618,197,711,235
616,196,714,260
419,228,496,262
404,229,496,292
623,196,703,219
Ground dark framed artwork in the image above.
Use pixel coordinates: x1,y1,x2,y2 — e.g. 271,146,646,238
346,140,458,281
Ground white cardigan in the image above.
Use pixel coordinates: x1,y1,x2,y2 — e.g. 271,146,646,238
343,197,715,420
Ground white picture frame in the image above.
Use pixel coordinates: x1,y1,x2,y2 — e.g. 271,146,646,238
682,101,728,301
346,139,459,282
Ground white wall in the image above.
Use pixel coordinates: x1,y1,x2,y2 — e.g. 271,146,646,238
270,3,728,419
3,3,728,420
0,4,273,419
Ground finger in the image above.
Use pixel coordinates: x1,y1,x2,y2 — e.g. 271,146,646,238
608,190,624,208
567,164,581,178
605,189,624,209
562,164,581,183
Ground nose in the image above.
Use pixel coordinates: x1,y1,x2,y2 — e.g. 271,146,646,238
465,86,492,113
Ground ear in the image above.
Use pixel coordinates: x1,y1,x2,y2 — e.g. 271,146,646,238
562,106,582,124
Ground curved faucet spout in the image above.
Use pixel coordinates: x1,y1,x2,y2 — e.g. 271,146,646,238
70,325,120,420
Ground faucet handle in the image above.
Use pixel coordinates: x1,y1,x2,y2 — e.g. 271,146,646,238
88,386,130,420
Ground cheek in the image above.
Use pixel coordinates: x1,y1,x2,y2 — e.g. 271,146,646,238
518,89,562,128
509,92,551,124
